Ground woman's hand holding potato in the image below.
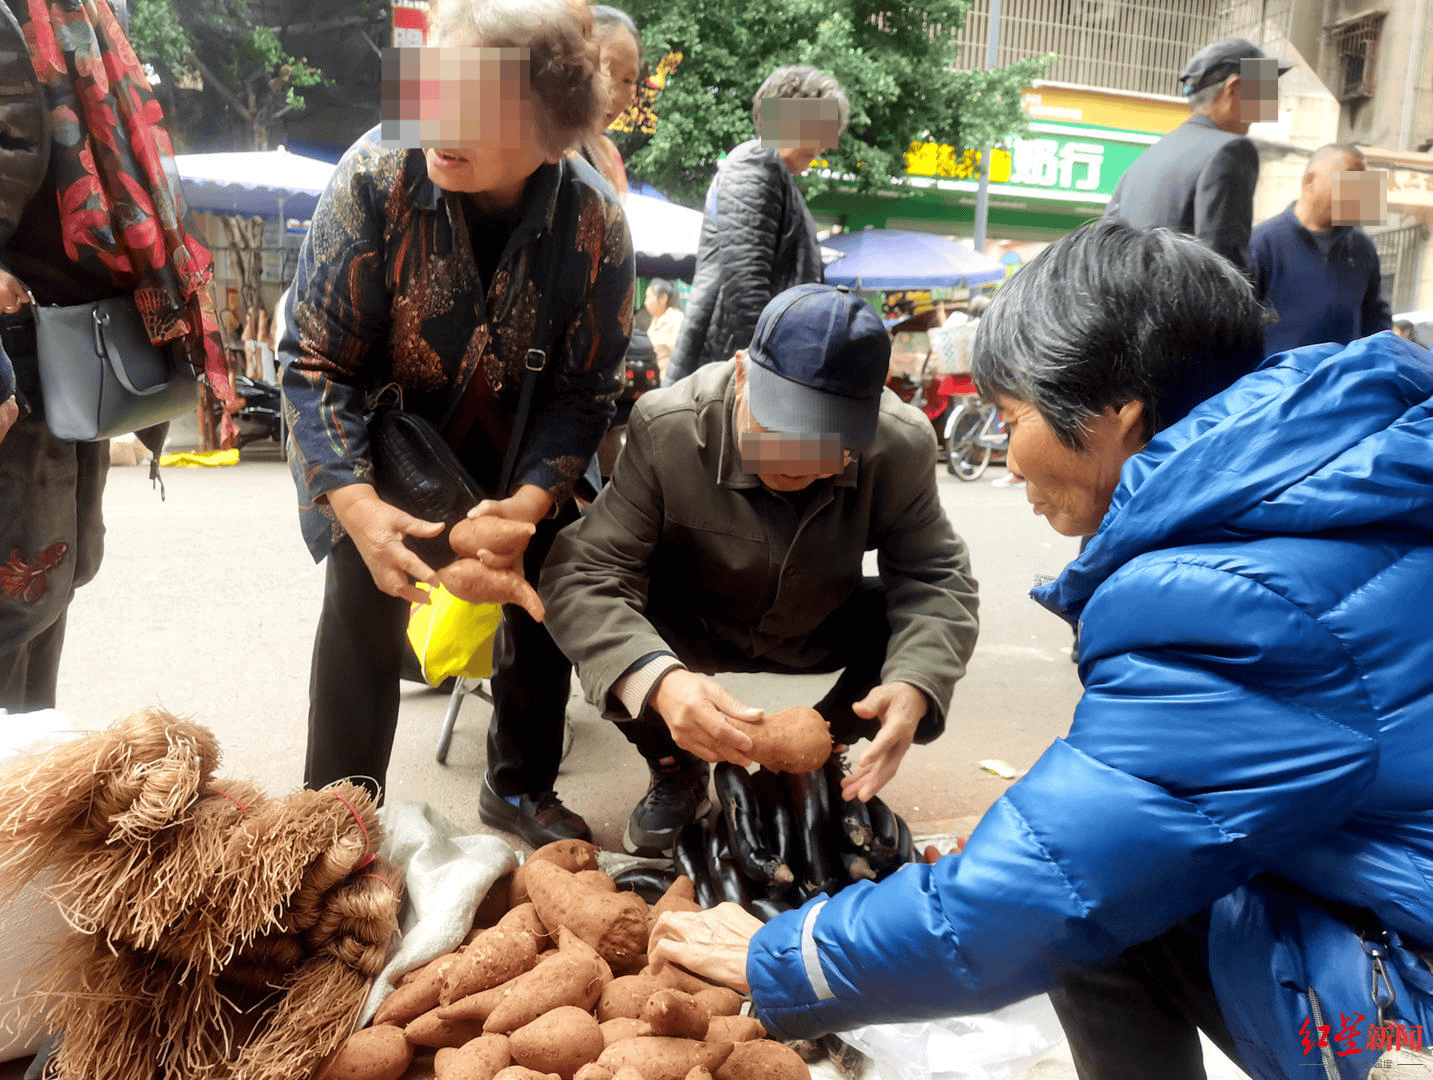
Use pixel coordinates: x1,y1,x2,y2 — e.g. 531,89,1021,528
647,904,763,996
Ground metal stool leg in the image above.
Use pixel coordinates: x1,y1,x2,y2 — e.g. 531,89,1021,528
436,676,495,764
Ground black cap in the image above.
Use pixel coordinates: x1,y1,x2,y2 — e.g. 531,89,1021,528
1179,38,1293,95
745,284,890,451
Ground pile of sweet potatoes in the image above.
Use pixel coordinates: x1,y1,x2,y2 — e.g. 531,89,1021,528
318,839,811,1080
673,762,915,921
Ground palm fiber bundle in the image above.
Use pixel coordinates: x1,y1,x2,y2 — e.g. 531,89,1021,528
0,710,404,1080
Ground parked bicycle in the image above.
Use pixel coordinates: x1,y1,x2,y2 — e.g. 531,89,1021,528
942,380,1008,481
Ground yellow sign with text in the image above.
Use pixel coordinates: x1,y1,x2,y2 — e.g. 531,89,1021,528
905,143,1013,182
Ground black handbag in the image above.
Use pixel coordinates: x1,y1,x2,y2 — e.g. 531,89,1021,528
30,295,197,442
366,170,572,568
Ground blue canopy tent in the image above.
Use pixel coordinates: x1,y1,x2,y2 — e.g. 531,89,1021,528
822,228,1008,290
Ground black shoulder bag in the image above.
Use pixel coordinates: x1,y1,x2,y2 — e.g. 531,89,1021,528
366,171,571,569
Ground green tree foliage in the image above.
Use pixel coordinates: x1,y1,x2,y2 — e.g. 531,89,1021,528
129,0,382,150
616,0,1050,205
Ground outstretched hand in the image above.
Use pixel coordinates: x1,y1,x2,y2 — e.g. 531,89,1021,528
650,670,760,767
841,681,927,803
327,483,443,604
648,903,764,994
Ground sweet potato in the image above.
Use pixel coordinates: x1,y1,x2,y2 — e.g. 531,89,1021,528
492,1068,561,1080
612,1071,646,1080
685,1070,713,1080
690,989,743,1019
497,902,552,948
439,558,545,622
596,974,658,1021
713,1040,810,1080
596,1038,734,1080
433,1034,511,1080
556,927,615,985
650,877,701,920
406,1007,488,1049
511,840,602,905
525,861,648,967
575,870,618,893
702,1016,764,1043
450,516,536,563
509,1006,605,1079
374,952,462,1026
483,934,609,1033
600,1018,653,1048
640,990,710,1040
474,873,515,929
727,707,831,774
573,1067,614,1080
439,973,523,1022
443,925,541,1003
645,964,719,997
319,1024,413,1080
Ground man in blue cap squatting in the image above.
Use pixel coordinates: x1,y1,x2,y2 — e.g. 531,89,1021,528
540,284,980,856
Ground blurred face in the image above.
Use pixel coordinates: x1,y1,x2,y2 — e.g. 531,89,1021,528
735,357,851,492
644,288,667,318
384,40,558,207
1303,154,1365,230
758,97,842,175
598,27,640,129
997,396,1146,537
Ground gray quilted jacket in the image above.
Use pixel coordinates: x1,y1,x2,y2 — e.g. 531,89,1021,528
664,140,823,384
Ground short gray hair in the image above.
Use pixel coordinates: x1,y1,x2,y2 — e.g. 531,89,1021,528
972,220,1270,449
1184,80,1225,112
429,0,607,157
750,66,850,137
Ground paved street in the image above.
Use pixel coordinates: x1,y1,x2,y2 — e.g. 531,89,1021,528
38,443,1247,1080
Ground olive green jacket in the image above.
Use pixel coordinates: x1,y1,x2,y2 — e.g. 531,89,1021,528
539,359,979,730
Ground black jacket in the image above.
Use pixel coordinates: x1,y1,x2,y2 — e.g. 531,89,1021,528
664,140,823,384
1103,113,1260,271
1249,205,1392,355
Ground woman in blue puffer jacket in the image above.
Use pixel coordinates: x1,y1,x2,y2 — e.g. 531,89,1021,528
649,219,1433,1080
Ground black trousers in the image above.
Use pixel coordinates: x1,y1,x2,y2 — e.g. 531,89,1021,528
304,505,577,800
1048,919,1248,1080
617,580,893,767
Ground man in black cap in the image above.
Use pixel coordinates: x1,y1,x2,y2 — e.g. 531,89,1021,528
539,284,980,856
1104,38,1292,272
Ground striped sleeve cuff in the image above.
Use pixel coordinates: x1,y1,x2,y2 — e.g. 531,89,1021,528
612,654,685,719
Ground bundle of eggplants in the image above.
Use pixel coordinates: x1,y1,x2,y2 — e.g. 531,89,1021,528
670,760,915,921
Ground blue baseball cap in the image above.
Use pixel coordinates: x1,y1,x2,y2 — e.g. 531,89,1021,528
745,284,890,451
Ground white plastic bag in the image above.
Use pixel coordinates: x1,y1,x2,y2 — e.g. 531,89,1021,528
835,994,1065,1080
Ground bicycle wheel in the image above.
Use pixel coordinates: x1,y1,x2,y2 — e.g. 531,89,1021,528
944,405,992,480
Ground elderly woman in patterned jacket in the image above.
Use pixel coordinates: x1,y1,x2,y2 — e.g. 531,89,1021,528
280,0,634,845
647,221,1433,1080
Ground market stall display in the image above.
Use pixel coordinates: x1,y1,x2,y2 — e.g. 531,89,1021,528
328,838,820,1080
0,709,404,1080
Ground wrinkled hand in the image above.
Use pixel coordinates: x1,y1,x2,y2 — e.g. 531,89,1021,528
650,670,760,767
465,484,553,569
0,397,17,447
648,903,763,995
0,268,31,316
327,483,443,604
842,681,927,803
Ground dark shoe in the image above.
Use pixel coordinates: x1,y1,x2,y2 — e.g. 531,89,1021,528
623,761,711,857
479,776,592,848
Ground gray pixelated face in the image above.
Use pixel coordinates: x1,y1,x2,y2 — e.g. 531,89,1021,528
1331,169,1388,226
1237,56,1280,123
738,432,850,478
381,46,533,149
756,97,843,151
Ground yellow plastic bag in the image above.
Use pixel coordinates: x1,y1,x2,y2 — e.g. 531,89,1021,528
406,584,503,686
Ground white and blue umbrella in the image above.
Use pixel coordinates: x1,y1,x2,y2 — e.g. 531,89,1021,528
822,227,1007,290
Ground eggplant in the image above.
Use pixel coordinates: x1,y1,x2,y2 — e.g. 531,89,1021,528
864,795,903,875
611,864,679,904
786,768,833,893
674,822,717,909
822,756,873,852
704,816,752,907
753,768,796,873
894,812,914,865
747,895,794,923
714,763,793,888
838,852,876,882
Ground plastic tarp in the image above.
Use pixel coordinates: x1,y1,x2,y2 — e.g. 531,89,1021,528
174,148,337,219
823,229,1008,290
626,192,704,281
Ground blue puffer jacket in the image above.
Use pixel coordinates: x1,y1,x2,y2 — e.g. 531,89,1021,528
748,332,1433,1073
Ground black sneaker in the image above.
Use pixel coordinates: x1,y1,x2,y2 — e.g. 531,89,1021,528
478,776,592,848
623,760,711,857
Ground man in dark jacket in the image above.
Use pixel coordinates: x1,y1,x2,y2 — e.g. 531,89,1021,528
1250,144,1392,355
541,285,980,857
663,67,846,385
1104,38,1290,272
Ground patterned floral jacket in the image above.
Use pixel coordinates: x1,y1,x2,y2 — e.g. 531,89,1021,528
281,127,634,561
